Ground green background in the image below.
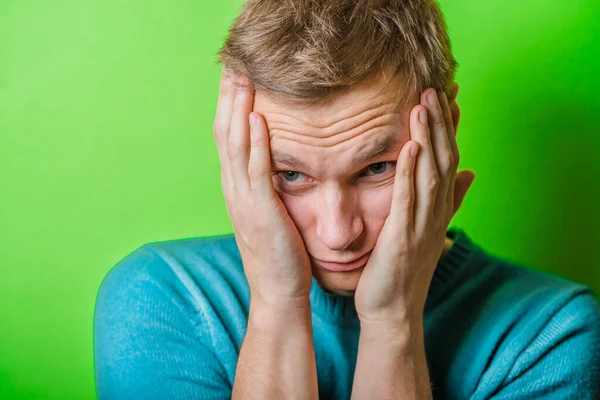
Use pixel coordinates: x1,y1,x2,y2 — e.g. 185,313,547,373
1,0,599,398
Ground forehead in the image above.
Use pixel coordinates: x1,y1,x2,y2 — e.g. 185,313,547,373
253,76,414,135
252,79,418,177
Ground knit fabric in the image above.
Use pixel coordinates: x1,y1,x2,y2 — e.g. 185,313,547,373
94,227,600,399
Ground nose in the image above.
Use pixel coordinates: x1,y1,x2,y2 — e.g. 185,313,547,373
315,186,363,251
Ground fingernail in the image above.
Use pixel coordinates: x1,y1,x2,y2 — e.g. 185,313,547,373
410,143,418,158
419,108,427,124
439,91,448,106
428,91,438,106
249,113,258,129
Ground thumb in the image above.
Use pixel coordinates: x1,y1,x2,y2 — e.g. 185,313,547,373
453,170,476,216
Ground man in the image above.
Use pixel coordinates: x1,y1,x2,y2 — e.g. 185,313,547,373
94,0,600,399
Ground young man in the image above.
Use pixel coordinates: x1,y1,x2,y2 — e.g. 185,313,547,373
94,0,600,399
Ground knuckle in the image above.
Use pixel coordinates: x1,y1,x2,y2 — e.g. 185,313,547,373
248,167,264,182
427,174,440,189
442,153,454,170
213,122,226,142
398,242,411,255
233,80,254,95
213,131,224,148
401,165,414,178
226,138,241,158
250,131,265,147
420,135,432,146
434,118,446,130
226,145,238,159
400,191,414,205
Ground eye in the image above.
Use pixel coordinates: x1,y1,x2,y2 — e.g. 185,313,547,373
363,162,395,176
367,162,388,174
279,171,305,182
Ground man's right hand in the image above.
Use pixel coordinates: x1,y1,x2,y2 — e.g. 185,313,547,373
213,69,313,310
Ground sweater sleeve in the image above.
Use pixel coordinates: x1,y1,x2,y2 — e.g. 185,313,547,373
93,247,232,400
488,290,600,400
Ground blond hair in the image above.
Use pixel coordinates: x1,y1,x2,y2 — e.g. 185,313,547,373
217,0,457,109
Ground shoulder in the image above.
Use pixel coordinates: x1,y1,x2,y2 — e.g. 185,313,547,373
93,234,245,399
442,230,597,325
478,255,600,398
454,241,600,342
439,240,600,398
471,249,597,324
94,233,250,347
96,233,245,307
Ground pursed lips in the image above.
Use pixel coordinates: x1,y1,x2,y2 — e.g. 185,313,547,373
311,251,373,272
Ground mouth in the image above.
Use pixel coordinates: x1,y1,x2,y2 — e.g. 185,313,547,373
311,251,372,272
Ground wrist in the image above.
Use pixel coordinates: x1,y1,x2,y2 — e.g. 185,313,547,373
356,296,425,327
249,295,313,330
359,318,424,345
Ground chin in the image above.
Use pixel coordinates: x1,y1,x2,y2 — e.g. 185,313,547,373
312,265,364,296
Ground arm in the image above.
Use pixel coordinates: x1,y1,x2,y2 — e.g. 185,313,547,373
351,87,470,399
214,70,319,399
233,299,319,400
351,320,432,400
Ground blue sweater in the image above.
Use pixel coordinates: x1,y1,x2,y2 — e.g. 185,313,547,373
93,227,600,399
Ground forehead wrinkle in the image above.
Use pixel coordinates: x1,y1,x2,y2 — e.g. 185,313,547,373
264,98,395,127
268,114,397,148
270,128,405,175
322,101,399,136
263,101,399,139
352,131,405,164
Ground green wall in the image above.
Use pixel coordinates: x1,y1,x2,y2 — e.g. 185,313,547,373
1,0,598,398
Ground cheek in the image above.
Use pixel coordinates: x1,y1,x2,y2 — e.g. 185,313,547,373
359,185,394,220
359,185,394,236
276,192,314,231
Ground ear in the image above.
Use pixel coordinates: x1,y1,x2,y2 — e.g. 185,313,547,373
448,82,461,135
453,169,475,217
449,83,473,216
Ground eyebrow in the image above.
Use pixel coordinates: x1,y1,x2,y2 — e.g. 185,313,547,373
270,133,401,172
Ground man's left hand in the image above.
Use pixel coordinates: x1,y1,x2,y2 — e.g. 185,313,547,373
354,87,475,327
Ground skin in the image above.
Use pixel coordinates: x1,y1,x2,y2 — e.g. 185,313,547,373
252,73,470,297
214,68,475,399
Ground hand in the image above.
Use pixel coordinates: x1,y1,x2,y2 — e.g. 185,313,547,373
354,86,475,326
213,69,313,308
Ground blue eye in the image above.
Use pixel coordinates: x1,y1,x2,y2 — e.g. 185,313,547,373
276,162,394,186
281,171,302,182
367,162,388,174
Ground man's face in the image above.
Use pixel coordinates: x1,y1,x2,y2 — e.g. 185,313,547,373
253,76,419,296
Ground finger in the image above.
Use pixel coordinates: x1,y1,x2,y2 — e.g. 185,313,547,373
214,69,236,200
421,88,452,218
227,77,254,195
389,139,419,237
248,112,277,206
439,91,460,220
439,91,455,145
214,68,235,147
409,104,437,232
